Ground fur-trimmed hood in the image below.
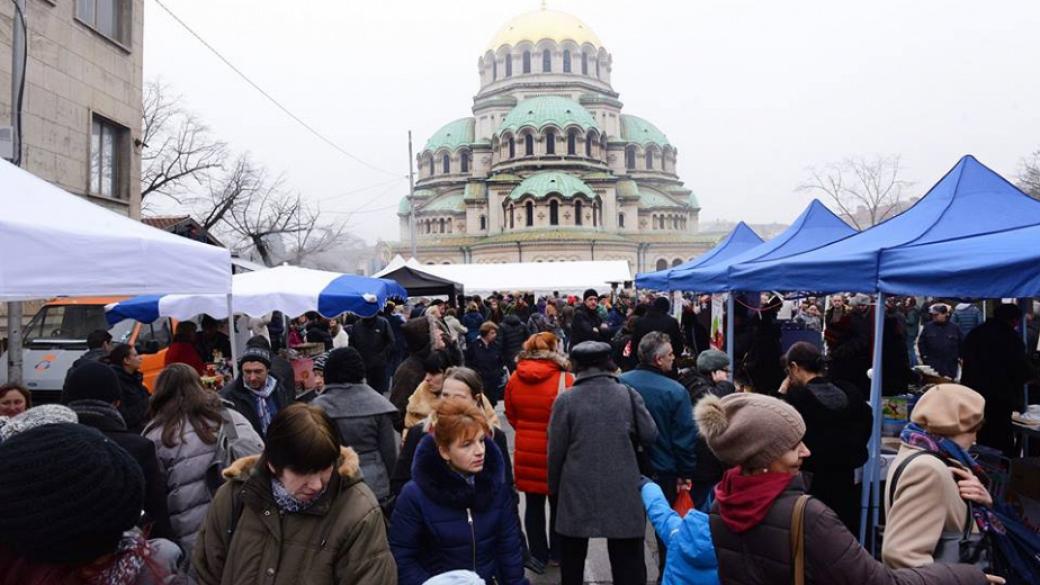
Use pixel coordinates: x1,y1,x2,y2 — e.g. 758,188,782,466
406,386,502,435
222,446,361,482
401,315,445,357
411,433,504,511
514,350,570,384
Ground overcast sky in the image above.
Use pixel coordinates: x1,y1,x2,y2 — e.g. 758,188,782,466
144,0,1040,243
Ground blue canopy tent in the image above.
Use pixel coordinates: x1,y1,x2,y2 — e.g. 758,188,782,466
635,222,763,291
672,199,855,293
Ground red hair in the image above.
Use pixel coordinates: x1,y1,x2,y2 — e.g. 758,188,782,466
433,399,490,449
523,332,558,353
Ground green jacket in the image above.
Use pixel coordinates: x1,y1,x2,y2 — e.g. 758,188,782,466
192,447,397,585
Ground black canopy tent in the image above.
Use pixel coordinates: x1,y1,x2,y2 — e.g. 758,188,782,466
377,264,463,305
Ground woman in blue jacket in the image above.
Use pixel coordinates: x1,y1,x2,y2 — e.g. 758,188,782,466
390,399,529,585
641,478,720,585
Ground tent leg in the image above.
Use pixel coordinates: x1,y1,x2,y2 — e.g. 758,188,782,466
726,294,735,380
859,292,886,550
227,294,238,379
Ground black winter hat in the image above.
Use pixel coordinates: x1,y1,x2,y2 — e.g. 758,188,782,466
583,288,599,301
0,423,144,564
62,361,121,404
238,346,272,369
324,347,367,384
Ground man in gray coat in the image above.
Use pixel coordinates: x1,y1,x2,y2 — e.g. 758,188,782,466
548,341,658,585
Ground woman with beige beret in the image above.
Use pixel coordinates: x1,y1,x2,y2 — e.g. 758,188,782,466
883,384,995,570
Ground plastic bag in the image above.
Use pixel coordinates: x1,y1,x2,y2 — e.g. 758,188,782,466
673,482,694,517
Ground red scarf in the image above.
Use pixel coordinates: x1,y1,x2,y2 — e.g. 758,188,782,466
714,467,796,533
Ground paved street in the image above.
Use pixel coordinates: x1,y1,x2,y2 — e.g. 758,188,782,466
493,403,661,584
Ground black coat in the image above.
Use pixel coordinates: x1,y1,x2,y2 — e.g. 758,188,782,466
467,338,506,400
68,400,173,540
918,320,962,379
570,305,607,347
219,374,296,438
632,307,686,361
497,315,529,372
962,319,1033,455
680,371,735,485
742,313,785,396
111,366,151,433
350,316,396,369
828,310,873,396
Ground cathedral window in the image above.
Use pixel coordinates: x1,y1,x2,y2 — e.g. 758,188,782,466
646,150,654,170
595,56,600,78
656,259,668,271
505,54,512,77
525,134,534,156
509,137,516,159
545,131,555,155
509,205,515,228
460,151,469,173
439,218,446,233
522,51,531,73
618,212,625,228
542,49,551,72
492,59,497,81
563,50,571,73
525,201,534,227
582,52,588,75
586,131,594,157
550,200,559,226
625,147,636,170
567,130,577,156
480,215,487,230
592,203,598,227
442,154,450,174
428,157,434,176
575,200,583,226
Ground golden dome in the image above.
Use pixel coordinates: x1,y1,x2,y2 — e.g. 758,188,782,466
486,8,602,52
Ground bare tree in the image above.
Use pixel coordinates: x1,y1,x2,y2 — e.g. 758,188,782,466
1017,149,1040,199
799,155,912,230
141,81,228,204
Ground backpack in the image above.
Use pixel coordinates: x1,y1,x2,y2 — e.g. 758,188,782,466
205,408,263,495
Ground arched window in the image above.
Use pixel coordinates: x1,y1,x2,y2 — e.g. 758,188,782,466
545,131,555,155
645,150,654,170
505,54,512,77
595,56,600,78
442,154,450,174
582,52,589,75
480,215,487,230
567,130,577,155
586,131,594,157
492,59,497,81
575,200,583,226
672,258,683,267
508,137,515,159
460,151,469,173
525,201,534,227
522,50,531,73
509,205,515,229
672,216,678,229
656,259,668,271
524,134,534,156
428,157,434,176
625,147,636,170
542,49,551,72
592,202,598,227
550,200,559,225
618,212,625,228
563,50,571,72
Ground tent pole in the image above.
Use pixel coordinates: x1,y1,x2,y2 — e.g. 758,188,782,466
226,294,238,379
726,294,735,379
859,291,886,550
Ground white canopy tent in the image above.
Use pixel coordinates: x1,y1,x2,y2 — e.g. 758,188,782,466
0,158,232,300
416,260,632,296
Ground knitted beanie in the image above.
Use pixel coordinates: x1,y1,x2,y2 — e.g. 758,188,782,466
911,384,985,435
583,288,599,301
0,403,78,442
312,351,329,373
696,349,730,373
0,423,144,564
324,347,367,384
62,361,121,404
695,393,806,470
238,346,272,369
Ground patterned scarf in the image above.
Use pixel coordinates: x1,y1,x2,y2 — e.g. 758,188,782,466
900,422,1003,534
78,531,159,585
248,375,279,434
271,477,326,513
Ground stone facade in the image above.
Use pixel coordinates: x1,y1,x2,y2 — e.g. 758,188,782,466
0,0,143,218
388,8,717,272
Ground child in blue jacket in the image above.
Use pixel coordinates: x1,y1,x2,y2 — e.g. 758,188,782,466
641,479,720,585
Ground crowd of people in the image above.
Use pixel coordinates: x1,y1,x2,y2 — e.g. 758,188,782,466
0,288,1031,585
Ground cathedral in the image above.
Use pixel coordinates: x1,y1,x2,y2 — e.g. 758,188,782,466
390,7,713,272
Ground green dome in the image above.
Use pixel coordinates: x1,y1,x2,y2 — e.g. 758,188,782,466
508,171,596,201
688,191,700,209
424,118,475,152
498,96,599,135
398,196,412,215
620,114,670,147
638,186,683,209
422,192,466,213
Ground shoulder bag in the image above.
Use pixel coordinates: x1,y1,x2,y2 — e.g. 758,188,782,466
791,494,810,585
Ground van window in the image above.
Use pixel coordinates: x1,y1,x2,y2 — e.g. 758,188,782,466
136,317,172,353
24,305,109,345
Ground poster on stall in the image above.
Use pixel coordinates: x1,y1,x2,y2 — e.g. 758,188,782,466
710,293,725,350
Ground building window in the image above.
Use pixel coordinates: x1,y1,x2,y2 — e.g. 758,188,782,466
524,134,534,156
480,215,487,230
525,201,534,227
77,0,128,44
428,157,434,176
89,115,127,199
550,200,559,225
595,56,600,78
646,150,654,170
439,218,446,233
582,52,589,75
522,50,531,73
563,50,571,72
508,137,515,159
618,212,625,228
586,131,594,157
656,259,668,271
542,49,551,72
442,154,451,174
460,151,469,173
625,147,636,170
492,59,497,81
592,203,598,227
672,258,683,267
545,131,555,155
505,54,512,77
567,130,577,155
509,205,515,228
575,200,583,226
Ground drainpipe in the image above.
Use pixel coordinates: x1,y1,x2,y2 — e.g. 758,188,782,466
516,241,523,262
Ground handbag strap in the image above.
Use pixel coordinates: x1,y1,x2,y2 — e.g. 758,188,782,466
556,371,567,396
888,449,974,540
790,494,810,585
219,408,238,441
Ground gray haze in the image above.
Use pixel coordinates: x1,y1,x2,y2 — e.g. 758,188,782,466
144,0,1040,242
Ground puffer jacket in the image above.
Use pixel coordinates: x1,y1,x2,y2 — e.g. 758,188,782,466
680,371,735,486
642,481,720,585
112,366,152,433
192,447,396,585
709,473,987,585
144,407,262,556
462,310,485,344
498,315,529,372
504,350,573,494
389,434,528,585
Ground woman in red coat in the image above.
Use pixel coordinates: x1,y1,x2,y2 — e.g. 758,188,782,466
164,321,207,375
504,332,573,573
